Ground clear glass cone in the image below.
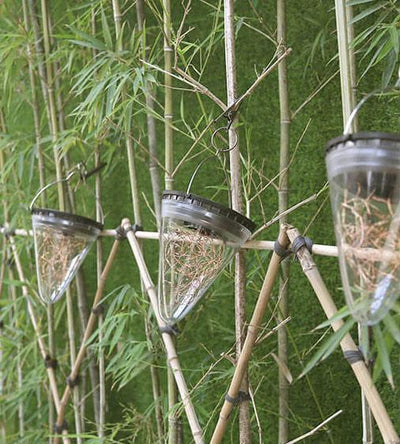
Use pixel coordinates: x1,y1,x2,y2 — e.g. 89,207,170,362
326,134,400,324
158,192,255,324
32,209,102,304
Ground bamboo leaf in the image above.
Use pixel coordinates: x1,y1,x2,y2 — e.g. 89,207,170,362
314,305,351,329
347,0,375,5
383,313,400,344
271,352,293,384
373,324,394,388
299,317,355,378
351,4,384,23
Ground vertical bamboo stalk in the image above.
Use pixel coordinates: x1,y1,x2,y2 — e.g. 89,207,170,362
211,229,290,444
136,3,165,441
223,1,251,441
162,1,180,441
334,3,372,441
286,226,399,444
277,0,290,441
123,220,204,444
136,0,161,225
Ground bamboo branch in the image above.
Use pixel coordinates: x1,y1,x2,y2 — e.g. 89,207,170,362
286,225,400,444
53,239,120,444
122,219,204,444
210,228,290,443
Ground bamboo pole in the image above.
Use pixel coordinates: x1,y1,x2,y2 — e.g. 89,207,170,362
136,0,161,225
277,0,290,440
286,226,400,444
210,228,290,444
53,239,120,444
122,218,204,444
223,1,251,440
334,3,372,440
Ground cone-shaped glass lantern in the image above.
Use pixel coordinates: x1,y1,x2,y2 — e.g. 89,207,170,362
326,132,400,324
32,208,103,304
158,191,256,324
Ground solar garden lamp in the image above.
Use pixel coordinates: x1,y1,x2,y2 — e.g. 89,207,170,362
30,164,104,304
325,85,400,325
158,120,256,325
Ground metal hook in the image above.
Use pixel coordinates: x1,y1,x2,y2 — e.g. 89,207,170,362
344,79,400,135
30,163,105,224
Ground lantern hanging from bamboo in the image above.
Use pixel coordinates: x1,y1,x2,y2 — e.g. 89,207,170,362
158,190,256,325
326,119,400,324
30,165,104,304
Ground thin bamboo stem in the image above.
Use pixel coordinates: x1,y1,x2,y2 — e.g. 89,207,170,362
122,219,204,444
223,0,250,440
286,226,400,444
53,239,120,444
277,0,290,441
210,228,289,444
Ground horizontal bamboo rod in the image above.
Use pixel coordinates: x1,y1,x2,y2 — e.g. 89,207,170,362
0,226,339,256
122,218,204,444
210,228,290,444
286,225,400,444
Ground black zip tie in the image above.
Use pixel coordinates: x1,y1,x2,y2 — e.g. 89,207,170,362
343,349,364,365
83,162,106,180
291,236,313,257
0,320,3,329
120,223,143,239
66,375,79,388
54,420,68,434
274,240,291,260
44,355,58,369
225,391,251,406
115,225,127,240
92,303,106,315
160,325,179,336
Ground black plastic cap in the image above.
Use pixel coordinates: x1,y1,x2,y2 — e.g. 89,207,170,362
162,191,256,233
326,131,400,155
31,208,104,231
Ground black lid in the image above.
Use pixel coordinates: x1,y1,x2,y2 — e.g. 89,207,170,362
162,190,257,233
326,131,400,154
31,207,104,231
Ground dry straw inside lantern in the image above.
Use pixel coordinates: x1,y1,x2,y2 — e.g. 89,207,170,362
158,190,256,324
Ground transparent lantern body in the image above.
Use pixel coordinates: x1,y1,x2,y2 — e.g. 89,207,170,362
32,208,103,304
158,191,256,324
326,132,400,324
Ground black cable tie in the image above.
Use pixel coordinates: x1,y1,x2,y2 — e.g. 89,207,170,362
0,320,3,329
119,223,143,239
83,162,107,180
92,303,106,315
44,355,58,369
159,325,179,336
274,240,291,260
343,349,364,365
66,375,79,388
54,420,68,434
225,391,251,406
291,236,313,257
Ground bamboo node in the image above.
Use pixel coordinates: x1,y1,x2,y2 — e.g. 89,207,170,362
54,420,68,434
44,354,58,369
343,349,364,365
92,303,106,316
160,324,179,336
225,391,251,406
66,375,79,388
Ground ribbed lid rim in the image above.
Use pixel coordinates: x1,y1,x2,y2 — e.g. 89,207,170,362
162,191,257,233
326,131,400,154
31,207,104,231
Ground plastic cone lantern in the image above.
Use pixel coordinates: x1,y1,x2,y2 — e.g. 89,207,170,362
32,208,103,304
326,132,400,324
158,191,256,324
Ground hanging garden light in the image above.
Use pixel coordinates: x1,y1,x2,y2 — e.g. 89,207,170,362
30,165,104,304
326,91,400,324
158,190,256,325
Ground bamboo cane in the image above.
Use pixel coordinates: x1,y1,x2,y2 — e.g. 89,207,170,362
122,218,204,444
210,228,290,444
286,225,400,444
223,0,251,440
53,238,120,444
277,0,291,441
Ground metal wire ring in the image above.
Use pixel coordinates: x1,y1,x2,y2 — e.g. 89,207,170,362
211,126,238,153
